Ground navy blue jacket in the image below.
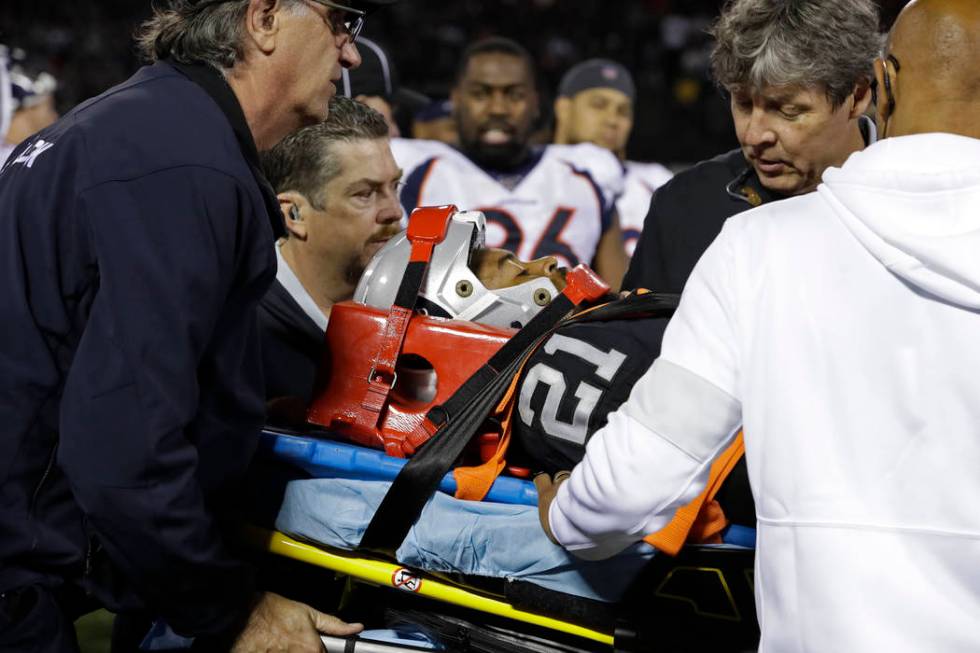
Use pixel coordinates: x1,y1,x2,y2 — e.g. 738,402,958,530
0,61,281,637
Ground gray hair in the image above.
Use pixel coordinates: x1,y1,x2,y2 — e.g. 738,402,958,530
710,0,882,106
136,0,295,69
261,96,390,210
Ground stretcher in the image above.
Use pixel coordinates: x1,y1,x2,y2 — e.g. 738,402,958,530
248,428,760,652
241,207,760,651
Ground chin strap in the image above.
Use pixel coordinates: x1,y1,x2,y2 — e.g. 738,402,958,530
352,205,456,432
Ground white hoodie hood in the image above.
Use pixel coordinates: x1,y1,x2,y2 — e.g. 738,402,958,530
820,133,980,309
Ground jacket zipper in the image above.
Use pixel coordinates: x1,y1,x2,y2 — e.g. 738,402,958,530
28,443,58,519
27,443,58,551
84,520,98,583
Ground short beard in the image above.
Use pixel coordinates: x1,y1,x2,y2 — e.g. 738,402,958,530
343,259,366,288
463,139,530,171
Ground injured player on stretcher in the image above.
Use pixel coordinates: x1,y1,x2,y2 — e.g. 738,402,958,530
262,207,756,605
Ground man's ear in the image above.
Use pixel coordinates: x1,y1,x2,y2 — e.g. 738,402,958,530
849,79,874,120
244,0,285,55
279,192,310,240
872,58,890,129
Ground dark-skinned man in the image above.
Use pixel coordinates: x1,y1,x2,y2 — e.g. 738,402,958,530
394,37,630,292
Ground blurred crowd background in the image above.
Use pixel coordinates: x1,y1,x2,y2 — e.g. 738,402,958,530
1,0,909,167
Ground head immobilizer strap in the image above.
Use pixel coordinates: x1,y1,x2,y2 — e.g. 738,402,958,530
351,205,455,432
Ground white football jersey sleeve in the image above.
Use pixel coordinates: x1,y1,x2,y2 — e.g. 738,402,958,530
619,161,673,256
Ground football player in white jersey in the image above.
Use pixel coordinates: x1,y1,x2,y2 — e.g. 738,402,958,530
394,38,629,291
0,49,58,167
553,58,673,257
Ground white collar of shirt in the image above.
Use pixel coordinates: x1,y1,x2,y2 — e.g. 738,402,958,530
275,241,329,333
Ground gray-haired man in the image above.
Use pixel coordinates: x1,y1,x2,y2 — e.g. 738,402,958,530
542,1,980,649
0,1,393,651
623,0,880,293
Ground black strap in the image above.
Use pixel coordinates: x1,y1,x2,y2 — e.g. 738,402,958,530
358,290,681,554
427,292,576,428
166,59,286,240
393,260,427,310
358,294,576,554
358,342,539,554
564,290,678,324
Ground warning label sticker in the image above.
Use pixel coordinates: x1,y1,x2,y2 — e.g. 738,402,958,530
391,567,422,592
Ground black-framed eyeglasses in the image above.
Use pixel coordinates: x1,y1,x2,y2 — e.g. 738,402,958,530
306,0,366,44
190,0,367,43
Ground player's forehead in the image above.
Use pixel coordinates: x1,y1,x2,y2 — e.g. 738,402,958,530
574,86,631,108
729,82,820,105
470,247,515,267
461,52,533,88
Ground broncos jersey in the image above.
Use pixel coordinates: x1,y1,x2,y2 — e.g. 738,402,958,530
513,313,670,473
618,160,674,257
393,139,624,269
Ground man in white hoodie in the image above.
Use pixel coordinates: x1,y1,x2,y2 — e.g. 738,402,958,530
538,0,980,650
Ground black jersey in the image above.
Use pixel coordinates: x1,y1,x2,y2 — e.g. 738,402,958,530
512,305,670,474
512,296,756,527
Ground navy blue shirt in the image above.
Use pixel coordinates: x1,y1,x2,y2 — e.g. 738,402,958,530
0,61,279,637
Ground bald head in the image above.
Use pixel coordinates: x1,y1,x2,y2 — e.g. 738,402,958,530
878,0,980,138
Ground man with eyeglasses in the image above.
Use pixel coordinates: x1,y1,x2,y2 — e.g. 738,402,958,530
538,0,980,650
0,1,394,651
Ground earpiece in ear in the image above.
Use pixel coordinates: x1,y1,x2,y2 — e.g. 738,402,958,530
882,54,901,119
289,205,302,222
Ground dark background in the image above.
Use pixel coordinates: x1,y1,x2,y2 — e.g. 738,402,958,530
0,0,910,165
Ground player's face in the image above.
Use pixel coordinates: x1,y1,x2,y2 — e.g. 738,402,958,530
730,83,866,196
563,88,633,154
309,138,404,285
452,53,539,168
276,1,362,127
470,248,566,292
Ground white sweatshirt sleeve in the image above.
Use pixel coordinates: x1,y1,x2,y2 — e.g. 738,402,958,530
549,220,745,559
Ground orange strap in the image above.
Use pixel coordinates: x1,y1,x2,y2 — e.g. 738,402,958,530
451,353,528,501
451,298,625,501
643,431,745,556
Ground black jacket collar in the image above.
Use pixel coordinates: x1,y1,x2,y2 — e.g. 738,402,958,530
167,59,286,240
724,150,780,208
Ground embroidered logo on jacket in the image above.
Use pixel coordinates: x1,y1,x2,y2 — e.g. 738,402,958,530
11,139,55,169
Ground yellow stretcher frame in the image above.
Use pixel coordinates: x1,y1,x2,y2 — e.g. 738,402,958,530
248,527,615,647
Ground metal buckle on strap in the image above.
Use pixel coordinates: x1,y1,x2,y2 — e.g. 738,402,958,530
367,364,397,388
